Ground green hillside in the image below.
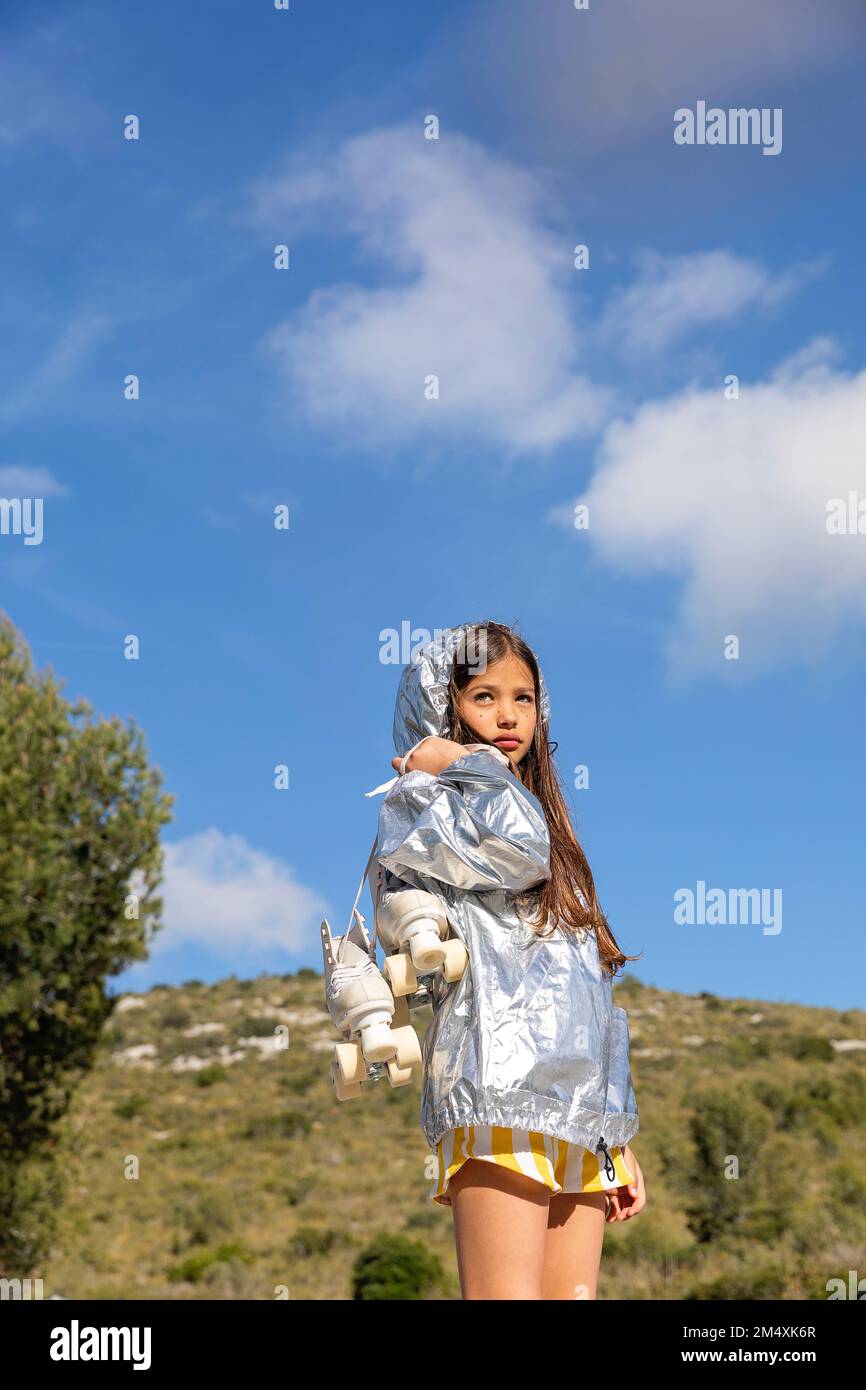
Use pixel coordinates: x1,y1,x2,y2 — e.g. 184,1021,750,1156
42,972,866,1300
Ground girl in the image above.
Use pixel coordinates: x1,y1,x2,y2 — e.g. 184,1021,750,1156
375,621,645,1299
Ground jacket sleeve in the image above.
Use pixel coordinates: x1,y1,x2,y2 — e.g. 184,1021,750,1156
376,749,551,894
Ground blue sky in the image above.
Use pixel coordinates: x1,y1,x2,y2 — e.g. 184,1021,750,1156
2,0,865,1011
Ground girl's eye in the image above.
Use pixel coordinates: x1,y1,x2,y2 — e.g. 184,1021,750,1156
472,692,534,704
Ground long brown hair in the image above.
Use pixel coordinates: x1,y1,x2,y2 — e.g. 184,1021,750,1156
447,621,641,979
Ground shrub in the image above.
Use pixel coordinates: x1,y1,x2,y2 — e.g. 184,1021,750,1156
810,1116,842,1151
405,1206,440,1231
825,1162,866,1227
236,1016,283,1038
114,1094,148,1120
754,1074,845,1134
351,1232,443,1300
752,1080,802,1130
167,1242,250,1283
837,1068,866,1124
607,1213,694,1269
160,1003,193,1029
736,1149,801,1243
797,1072,851,1127
262,1175,315,1206
288,1226,340,1259
179,1190,236,1246
723,1035,770,1065
284,1176,316,1206
295,968,319,982
195,1064,228,1087
243,1110,312,1140
685,1260,788,1300
785,1034,834,1063
280,1066,320,1095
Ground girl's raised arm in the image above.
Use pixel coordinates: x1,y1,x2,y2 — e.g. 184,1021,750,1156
376,746,550,894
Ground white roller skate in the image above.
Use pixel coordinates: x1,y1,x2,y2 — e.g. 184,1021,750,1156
376,888,469,999
321,911,422,1101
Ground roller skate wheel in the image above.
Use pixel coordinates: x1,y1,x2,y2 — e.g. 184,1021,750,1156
384,952,418,997
334,1040,364,1085
330,1057,363,1101
386,1057,414,1088
409,928,447,972
391,1024,423,1069
441,938,468,983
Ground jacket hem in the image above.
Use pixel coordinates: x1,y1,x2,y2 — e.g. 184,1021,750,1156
423,1088,639,1154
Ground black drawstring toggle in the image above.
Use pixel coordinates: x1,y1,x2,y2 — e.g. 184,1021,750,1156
596,1134,616,1181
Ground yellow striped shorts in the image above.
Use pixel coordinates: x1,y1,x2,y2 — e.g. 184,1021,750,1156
431,1124,635,1206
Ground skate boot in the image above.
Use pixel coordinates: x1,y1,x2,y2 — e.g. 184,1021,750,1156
376,888,469,999
321,912,422,1100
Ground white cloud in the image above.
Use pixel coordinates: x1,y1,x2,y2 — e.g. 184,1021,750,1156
150,829,328,958
0,465,68,496
597,249,813,358
0,310,116,423
0,21,100,153
250,124,612,453
249,127,813,456
556,338,866,677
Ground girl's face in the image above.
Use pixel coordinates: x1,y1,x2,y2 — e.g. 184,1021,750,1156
456,651,538,765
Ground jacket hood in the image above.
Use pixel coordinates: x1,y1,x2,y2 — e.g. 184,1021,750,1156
392,623,551,756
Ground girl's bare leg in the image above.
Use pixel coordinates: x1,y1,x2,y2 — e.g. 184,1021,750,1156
542,1191,608,1299
447,1159,551,1299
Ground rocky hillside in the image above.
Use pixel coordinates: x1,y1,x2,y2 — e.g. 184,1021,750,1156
42,971,866,1299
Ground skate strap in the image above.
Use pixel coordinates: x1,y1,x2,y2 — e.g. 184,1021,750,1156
352,735,438,962
336,837,382,966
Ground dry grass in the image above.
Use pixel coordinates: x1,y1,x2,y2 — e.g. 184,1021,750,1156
42,972,866,1300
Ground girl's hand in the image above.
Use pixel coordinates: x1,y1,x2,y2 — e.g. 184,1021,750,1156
391,737,471,777
605,1144,646,1223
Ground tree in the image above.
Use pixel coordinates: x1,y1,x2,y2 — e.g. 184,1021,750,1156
682,1088,772,1244
0,614,174,1270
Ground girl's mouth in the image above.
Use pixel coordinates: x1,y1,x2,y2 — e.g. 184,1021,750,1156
493,738,520,750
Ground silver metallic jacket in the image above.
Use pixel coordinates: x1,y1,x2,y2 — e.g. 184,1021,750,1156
375,626,639,1160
